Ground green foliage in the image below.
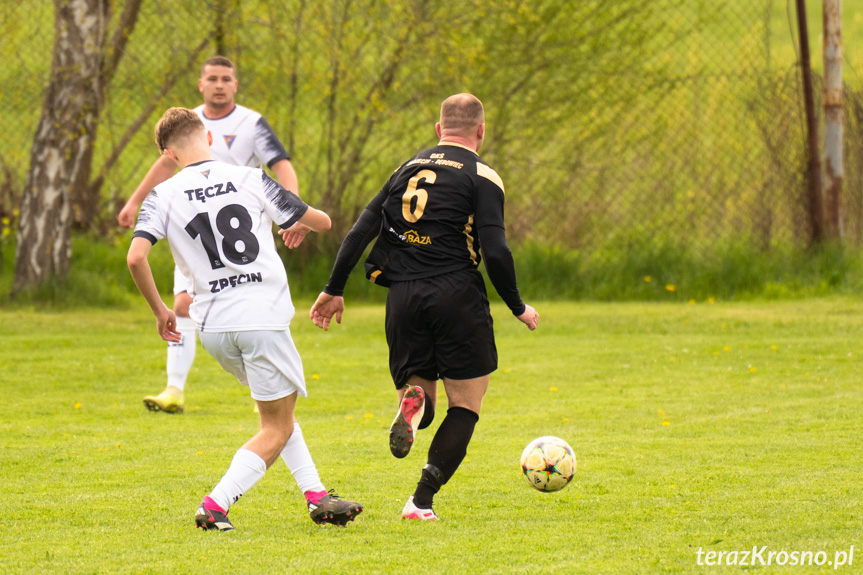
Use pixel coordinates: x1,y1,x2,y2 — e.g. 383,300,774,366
5,1,863,301
0,233,174,308
507,238,863,302
2,300,862,573
11,0,863,249
3,232,863,308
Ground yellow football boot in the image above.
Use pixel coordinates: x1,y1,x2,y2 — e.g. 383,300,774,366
143,387,184,414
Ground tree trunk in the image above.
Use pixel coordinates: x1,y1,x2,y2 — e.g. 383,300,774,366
13,0,144,292
14,0,108,292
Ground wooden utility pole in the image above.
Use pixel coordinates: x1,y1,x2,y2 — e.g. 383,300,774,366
823,0,843,239
795,0,824,246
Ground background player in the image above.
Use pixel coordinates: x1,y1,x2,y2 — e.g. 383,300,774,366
309,93,539,520
127,107,362,530
118,55,305,414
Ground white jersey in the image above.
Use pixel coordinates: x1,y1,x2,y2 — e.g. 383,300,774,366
194,104,290,170
133,160,308,333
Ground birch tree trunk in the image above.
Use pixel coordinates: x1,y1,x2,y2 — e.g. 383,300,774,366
13,0,144,292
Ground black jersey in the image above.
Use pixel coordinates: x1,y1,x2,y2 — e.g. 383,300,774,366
325,141,525,315
364,143,505,282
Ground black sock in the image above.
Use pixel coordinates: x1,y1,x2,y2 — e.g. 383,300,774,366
413,407,479,507
418,399,435,430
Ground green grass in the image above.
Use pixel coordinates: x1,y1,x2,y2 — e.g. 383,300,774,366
2,299,862,573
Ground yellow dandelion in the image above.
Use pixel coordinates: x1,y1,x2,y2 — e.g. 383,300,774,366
562,417,569,422
364,413,374,418
771,345,777,350
503,368,511,374
644,275,652,283
671,484,676,488
658,409,664,414
116,443,121,447
360,420,366,425
723,346,730,351
1,217,9,225
749,367,757,372
707,297,715,304
74,402,82,409
312,374,320,380
662,421,670,426
688,299,696,305
665,284,676,292
197,451,204,455
550,386,558,391
345,415,354,420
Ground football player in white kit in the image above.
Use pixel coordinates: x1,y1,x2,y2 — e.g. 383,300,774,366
119,58,353,524
128,107,362,530
119,56,303,414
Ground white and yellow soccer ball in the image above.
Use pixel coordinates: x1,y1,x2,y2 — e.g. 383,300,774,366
520,436,576,492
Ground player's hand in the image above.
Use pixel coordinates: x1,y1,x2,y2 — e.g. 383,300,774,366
278,222,311,249
310,292,344,331
517,304,539,331
156,308,181,342
118,202,138,228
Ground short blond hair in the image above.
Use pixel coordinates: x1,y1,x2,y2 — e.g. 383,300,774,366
154,107,204,152
440,93,484,133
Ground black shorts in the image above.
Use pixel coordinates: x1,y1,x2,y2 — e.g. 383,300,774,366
385,268,497,388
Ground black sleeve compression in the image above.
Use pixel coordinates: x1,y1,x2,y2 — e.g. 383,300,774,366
477,225,526,316
323,192,386,296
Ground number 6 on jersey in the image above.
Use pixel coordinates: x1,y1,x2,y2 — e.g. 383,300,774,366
402,169,436,223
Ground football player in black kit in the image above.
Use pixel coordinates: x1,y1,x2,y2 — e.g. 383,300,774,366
310,93,539,520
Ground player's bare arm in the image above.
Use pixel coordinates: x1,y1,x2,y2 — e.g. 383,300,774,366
278,205,330,248
118,155,177,228
271,159,309,249
127,237,181,342
297,206,331,232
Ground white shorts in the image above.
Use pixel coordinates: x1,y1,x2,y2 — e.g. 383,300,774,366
198,329,307,401
173,265,193,296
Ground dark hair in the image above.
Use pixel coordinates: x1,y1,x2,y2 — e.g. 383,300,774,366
200,55,235,76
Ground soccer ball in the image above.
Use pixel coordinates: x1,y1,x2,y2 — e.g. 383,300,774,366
520,436,576,492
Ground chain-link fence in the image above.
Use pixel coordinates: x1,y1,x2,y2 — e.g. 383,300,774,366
2,0,862,267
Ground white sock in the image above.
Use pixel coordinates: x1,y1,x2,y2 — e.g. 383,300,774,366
167,316,196,392
209,448,267,512
280,423,325,494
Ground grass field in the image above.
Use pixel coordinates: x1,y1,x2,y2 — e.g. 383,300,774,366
2,298,862,573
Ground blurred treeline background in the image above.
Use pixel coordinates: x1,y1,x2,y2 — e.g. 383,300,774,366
3,0,863,305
